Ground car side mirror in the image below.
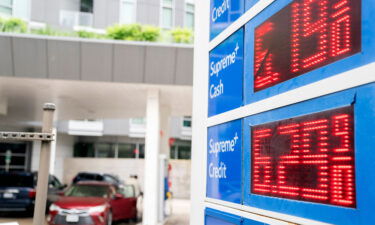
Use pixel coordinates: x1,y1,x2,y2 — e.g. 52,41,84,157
60,184,67,190
140,191,143,197
114,193,124,199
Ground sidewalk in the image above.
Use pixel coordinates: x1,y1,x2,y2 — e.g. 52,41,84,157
164,198,190,225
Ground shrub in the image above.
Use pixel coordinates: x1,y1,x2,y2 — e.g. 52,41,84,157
31,26,76,37
170,28,193,44
106,24,142,40
0,18,4,31
76,30,105,39
31,26,58,36
1,18,27,33
140,25,160,42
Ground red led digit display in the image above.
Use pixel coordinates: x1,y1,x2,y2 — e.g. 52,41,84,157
251,106,356,208
254,0,361,92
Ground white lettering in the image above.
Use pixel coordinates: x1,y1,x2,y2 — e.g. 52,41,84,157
211,0,230,22
210,43,240,77
209,79,224,99
209,132,239,157
209,162,227,179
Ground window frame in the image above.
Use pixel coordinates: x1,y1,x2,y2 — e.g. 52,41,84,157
184,1,194,29
119,0,137,24
182,116,192,128
80,0,94,13
0,0,13,16
160,0,175,29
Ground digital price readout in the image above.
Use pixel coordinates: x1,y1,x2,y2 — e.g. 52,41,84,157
254,0,361,92
251,106,356,208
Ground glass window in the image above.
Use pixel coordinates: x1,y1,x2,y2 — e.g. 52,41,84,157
182,116,192,127
185,3,194,29
138,144,145,159
120,0,136,24
0,0,12,16
0,173,34,187
65,185,110,198
169,143,191,160
80,0,93,13
170,145,177,159
74,143,95,157
163,0,173,7
49,176,62,189
120,185,135,198
178,145,191,159
96,143,115,158
12,0,30,20
130,117,146,125
161,0,173,29
118,143,136,158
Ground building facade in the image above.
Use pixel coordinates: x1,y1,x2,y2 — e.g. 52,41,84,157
0,0,194,199
0,0,195,30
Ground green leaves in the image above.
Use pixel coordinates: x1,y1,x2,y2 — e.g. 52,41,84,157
0,17,193,44
170,28,193,44
0,18,27,33
106,24,160,41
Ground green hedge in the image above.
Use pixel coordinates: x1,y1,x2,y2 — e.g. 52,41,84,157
170,28,193,44
106,24,160,42
0,17,193,44
0,18,27,33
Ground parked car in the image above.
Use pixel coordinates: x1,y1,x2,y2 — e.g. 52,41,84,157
0,171,66,214
48,181,137,225
72,172,123,187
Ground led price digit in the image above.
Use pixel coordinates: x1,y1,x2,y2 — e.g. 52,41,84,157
254,0,361,92
251,106,356,207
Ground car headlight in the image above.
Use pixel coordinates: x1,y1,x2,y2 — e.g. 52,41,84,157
49,203,62,212
88,205,106,213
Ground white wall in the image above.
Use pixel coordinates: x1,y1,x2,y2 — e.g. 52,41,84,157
31,133,75,181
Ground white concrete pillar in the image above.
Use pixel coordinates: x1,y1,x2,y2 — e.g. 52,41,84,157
49,128,57,175
190,0,210,224
159,106,170,156
48,106,58,176
158,105,170,221
143,89,161,225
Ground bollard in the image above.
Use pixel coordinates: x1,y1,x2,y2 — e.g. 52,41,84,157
32,103,56,225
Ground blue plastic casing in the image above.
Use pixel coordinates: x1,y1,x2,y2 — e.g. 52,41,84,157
205,208,242,225
243,82,375,225
209,28,244,117
245,0,261,10
207,119,242,204
244,0,375,105
210,0,244,40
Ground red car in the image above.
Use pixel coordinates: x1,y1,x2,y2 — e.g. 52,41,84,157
47,181,137,225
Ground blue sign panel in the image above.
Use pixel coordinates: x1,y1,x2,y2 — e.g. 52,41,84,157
210,0,244,40
207,119,242,204
243,83,375,225
245,0,260,11
243,218,267,225
205,208,242,225
244,0,375,105
209,28,244,117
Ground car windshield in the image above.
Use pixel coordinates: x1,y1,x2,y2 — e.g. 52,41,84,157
65,185,109,198
0,174,34,187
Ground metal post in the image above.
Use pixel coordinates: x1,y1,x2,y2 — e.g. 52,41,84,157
33,103,56,225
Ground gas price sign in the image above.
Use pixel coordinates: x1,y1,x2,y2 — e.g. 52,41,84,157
253,0,361,91
251,106,356,207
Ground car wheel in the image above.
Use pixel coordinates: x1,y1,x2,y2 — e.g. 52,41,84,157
106,211,113,225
